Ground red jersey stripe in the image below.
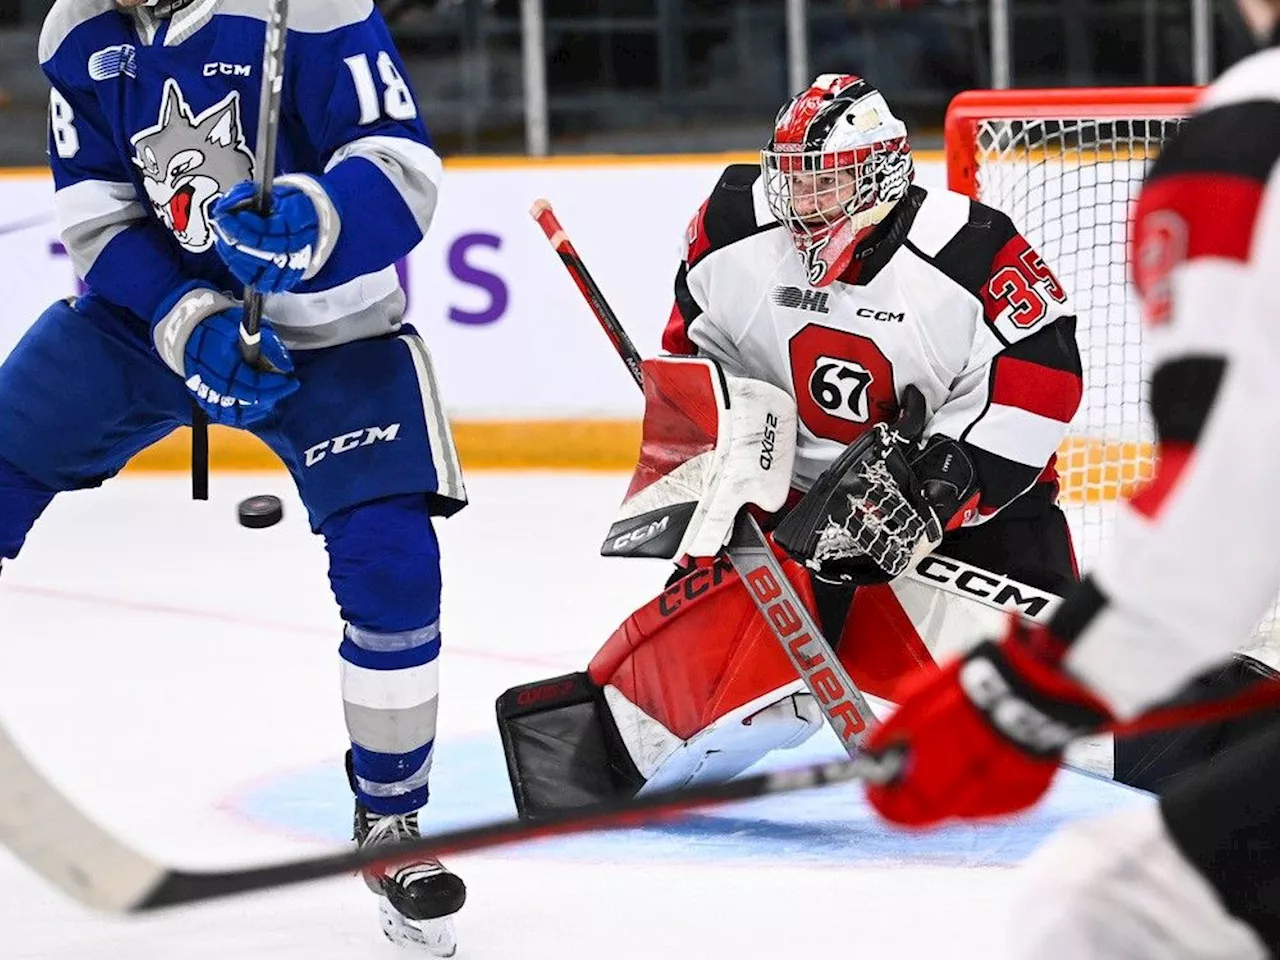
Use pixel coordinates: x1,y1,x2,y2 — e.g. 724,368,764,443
661,300,697,356
991,355,1083,423
1129,442,1194,519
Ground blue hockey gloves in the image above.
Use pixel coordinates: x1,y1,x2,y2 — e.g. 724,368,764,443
152,282,299,427
212,175,341,294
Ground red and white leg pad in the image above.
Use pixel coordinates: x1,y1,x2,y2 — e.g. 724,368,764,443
603,681,823,794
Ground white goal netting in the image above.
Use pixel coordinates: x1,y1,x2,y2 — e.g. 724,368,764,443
968,111,1280,650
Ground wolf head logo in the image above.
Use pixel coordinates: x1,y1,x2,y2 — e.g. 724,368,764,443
131,78,255,253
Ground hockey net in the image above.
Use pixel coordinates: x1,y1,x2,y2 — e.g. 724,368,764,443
946,88,1279,649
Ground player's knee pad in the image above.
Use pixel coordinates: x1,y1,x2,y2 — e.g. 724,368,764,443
497,555,826,817
0,456,56,564
323,494,442,814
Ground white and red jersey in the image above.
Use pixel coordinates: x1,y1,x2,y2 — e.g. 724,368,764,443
662,166,1083,524
1047,47,1280,717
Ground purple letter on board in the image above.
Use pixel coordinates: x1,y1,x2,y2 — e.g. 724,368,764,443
448,233,508,325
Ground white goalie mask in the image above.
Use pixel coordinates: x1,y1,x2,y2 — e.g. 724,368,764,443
762,75,915,287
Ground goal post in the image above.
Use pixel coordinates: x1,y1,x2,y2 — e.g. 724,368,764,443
943,86,1231,613
944,87,1198,199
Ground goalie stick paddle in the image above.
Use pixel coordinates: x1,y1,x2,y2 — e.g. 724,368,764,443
529,199,876,756
237,0,289,369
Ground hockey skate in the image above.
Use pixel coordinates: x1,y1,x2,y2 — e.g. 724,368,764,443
355,802,467,955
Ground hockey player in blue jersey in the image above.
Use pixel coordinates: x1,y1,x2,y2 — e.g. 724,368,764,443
4,0,466,951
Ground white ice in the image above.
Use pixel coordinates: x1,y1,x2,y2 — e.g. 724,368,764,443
0,472,1150,959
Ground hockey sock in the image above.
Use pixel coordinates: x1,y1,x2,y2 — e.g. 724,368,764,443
323,495,442,816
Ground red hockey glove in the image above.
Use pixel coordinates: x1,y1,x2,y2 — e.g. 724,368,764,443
865,622,1113,827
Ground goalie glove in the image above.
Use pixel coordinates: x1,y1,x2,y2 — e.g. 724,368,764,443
774,385,979,584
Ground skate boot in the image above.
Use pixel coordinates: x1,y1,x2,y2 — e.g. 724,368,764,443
355,802,467,955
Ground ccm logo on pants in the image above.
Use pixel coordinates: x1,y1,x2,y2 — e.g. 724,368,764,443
305,424,401,467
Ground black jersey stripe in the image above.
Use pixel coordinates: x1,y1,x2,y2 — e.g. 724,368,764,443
688,164,781,269
1149,357,1227,445
1148,101,1280,185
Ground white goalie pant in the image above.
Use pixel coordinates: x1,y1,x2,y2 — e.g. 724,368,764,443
1009,803,1266,960
604,681,825,795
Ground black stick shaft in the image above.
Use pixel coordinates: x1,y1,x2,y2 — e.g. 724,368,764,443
529,200,645,388
238,0,289,366
139,753,894,910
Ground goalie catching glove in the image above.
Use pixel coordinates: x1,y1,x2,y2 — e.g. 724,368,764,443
774,385,979,584
866,619,1113,827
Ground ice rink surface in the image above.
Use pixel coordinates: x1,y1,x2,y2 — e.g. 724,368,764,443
0,472,1150,959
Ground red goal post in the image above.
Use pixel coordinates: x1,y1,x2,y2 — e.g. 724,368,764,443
944,87,1200,198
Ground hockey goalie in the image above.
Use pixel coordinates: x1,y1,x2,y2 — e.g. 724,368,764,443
496,75,1089,816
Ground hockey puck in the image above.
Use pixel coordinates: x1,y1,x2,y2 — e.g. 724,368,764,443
238,495,284,529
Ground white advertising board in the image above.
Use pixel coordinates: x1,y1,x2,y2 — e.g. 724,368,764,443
0,157,949,419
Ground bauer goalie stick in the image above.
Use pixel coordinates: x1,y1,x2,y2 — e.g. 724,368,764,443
530,199,876,756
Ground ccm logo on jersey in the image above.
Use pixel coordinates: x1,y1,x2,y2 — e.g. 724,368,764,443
204,62,253,77
856,307,904,323
771,286,830,314
304,424,402,467
913,555,1056,619
743,567,868,744
760,412,780,469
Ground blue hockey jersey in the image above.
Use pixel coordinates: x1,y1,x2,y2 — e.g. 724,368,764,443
39,0,441,349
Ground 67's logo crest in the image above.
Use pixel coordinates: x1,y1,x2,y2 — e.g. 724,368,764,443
789,325,897,445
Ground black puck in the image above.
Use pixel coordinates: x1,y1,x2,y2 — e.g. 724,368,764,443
238,494,284,529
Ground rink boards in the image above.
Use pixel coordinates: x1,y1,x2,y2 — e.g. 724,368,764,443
0,154,1152,504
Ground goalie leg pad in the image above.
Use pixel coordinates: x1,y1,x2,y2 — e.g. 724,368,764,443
496,672,644,819
497,545,950,815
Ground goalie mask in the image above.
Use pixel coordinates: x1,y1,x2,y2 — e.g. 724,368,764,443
762,75,914,287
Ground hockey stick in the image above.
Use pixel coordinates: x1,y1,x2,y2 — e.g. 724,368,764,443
0,723,895,913
237,0,289,369
530,199,876,756
6,657,1277,916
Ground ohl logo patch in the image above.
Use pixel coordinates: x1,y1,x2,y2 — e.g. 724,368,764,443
771,285,830,314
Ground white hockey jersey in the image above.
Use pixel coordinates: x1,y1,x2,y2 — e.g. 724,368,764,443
662,167,1083,525
1044,48,1280,717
